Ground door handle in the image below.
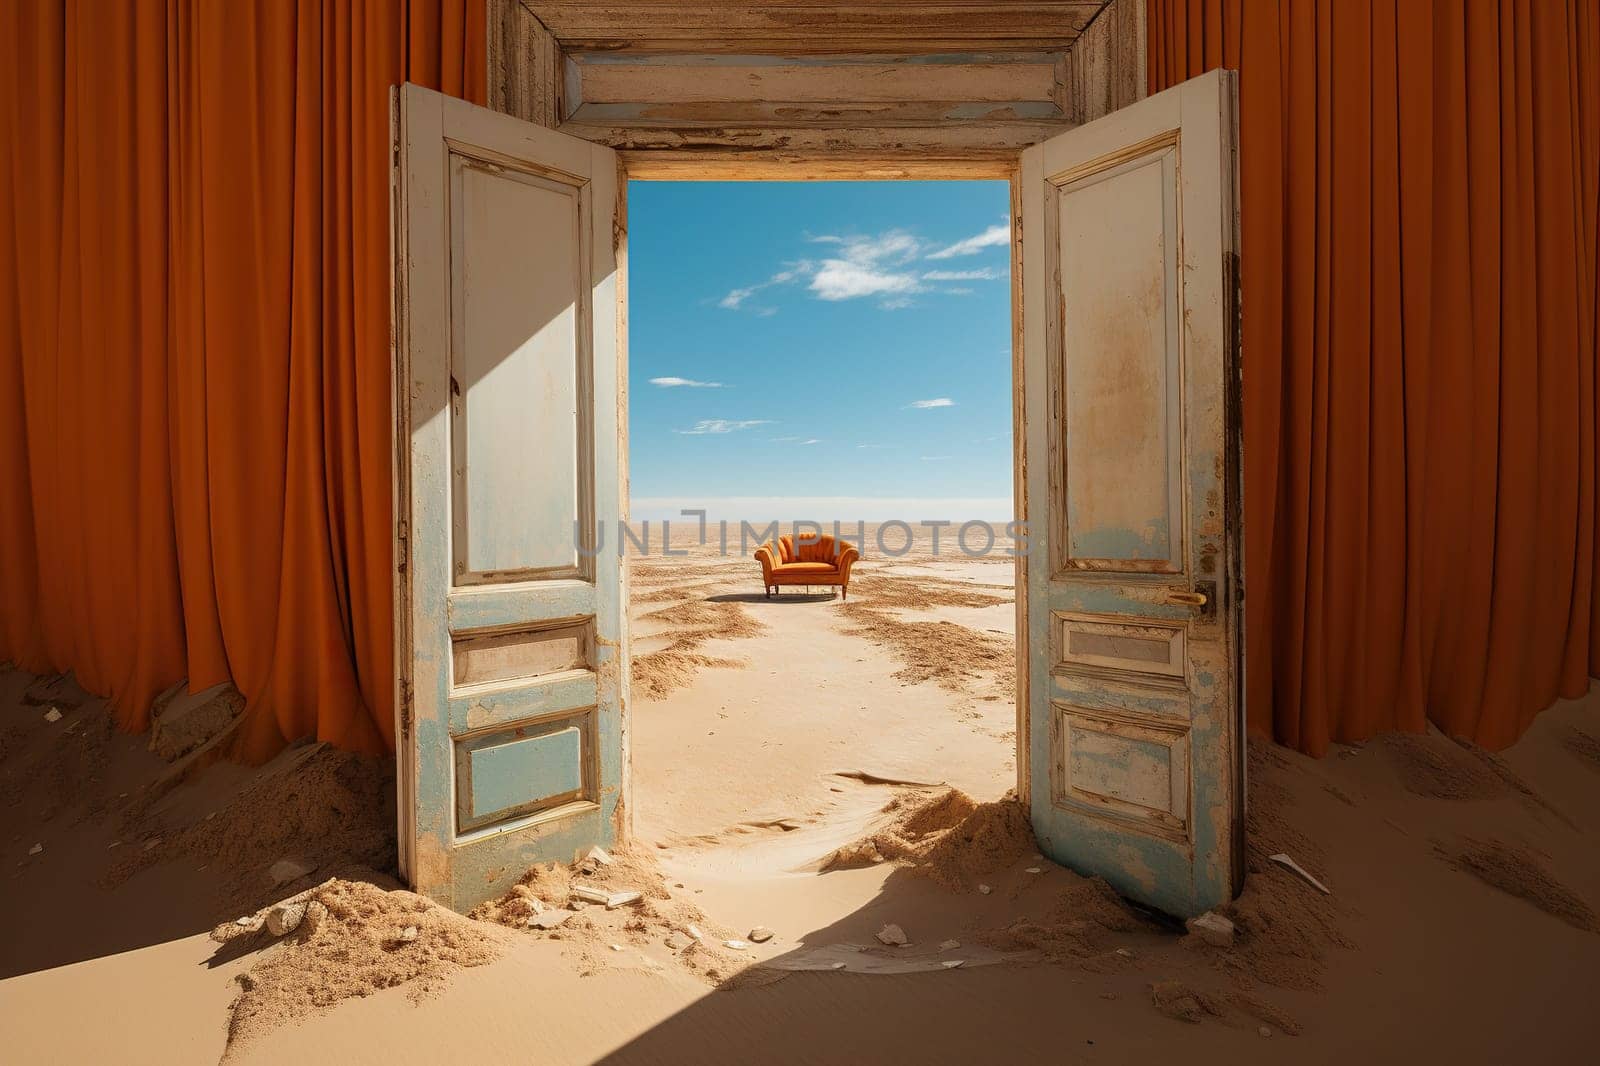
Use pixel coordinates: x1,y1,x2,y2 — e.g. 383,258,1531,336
1165,588,1208,607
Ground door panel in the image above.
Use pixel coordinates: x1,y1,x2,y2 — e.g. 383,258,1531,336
393,83,627,911
1022,68,1242,917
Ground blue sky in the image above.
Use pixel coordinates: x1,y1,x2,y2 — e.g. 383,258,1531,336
627,180,1013,520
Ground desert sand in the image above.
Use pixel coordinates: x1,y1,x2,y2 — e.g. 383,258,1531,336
3,527,1600,1064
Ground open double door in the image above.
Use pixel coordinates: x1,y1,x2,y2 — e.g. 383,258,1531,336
391,69,1242,916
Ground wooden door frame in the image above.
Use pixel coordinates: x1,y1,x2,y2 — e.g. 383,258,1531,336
480,0,1153,826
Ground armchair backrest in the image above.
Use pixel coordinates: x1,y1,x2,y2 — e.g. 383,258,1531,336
795,533,839,563
768,533,845,564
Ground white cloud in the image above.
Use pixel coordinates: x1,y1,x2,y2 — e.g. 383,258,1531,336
724,226,1005,312
718,260,812,311
921,268,1002,282
650,376,725,388
811,259,919,301
943,287,975,295
798,438,821,445
908,398,955,409
677,419,772,435
809,230,925,303
926,222,1010,260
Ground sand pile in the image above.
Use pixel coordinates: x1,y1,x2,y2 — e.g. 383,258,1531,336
838,607,1013,695
633,650,747,701
1209,739,1353,993
1375,732,1512,801
632,598,765,700
845,575,1010,611
473,846,749,985
826,788,1034,890
221,878,508,1054
1440,837,1600,933
3,697,115,823
1565,727,1600,771
1147,981,1302,1036
106,740,396,920
979,873,1156,964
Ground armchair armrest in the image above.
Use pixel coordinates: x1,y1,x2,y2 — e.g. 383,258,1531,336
754,543,780,582
837,544,861,584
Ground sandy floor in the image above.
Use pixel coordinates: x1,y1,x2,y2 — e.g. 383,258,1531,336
4,535,1600,1064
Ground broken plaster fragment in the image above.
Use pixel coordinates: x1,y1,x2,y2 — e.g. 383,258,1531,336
605,890,642,910
529,910,573,931
1185,911,1235,948
875,924,908,947
1268,853,1331,895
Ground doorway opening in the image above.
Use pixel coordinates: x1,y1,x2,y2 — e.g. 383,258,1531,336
624,179,1024,900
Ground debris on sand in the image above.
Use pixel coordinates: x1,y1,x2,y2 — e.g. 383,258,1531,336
825,788,1034,890
875,924,909,946
1186,912,1236,948
1267,853,1330,895
472,847,747,985
1440,837,1600,933
223,879,507,1052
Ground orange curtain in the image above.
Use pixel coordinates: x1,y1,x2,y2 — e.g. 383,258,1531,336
0,0,485,761
1149,0,1600,753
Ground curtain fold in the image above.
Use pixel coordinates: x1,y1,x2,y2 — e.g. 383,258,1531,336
1149,0,1600,753
0,0,485,761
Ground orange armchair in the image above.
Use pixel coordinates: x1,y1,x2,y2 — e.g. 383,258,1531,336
755,533,860,599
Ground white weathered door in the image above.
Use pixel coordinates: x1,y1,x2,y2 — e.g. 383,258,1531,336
392,83,627,911
1020,69,1242,917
